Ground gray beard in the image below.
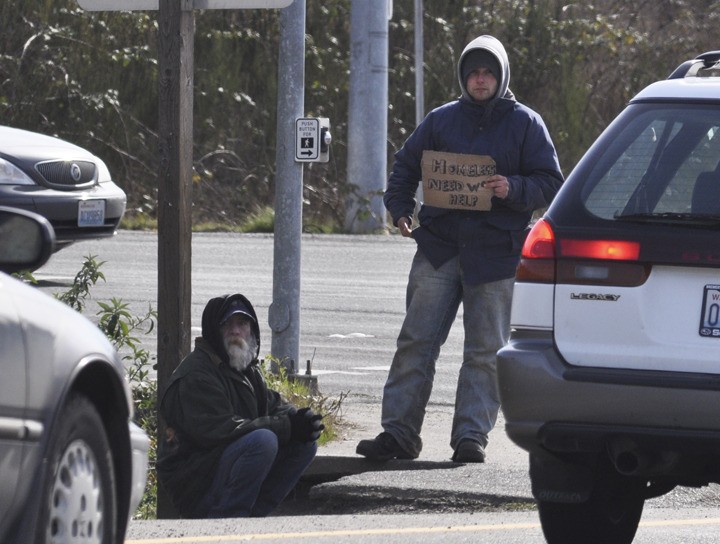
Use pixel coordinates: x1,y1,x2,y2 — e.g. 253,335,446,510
224,335,257,372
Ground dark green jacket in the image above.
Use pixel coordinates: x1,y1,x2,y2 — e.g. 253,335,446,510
156,294,294,517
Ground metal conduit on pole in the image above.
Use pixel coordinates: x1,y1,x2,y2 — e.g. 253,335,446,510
413,0,424,210
414,0,424,126
269,0,306,374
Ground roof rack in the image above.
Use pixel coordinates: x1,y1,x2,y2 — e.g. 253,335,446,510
667,51,720,79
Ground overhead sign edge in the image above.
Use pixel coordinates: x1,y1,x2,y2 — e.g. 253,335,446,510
77,0,293,11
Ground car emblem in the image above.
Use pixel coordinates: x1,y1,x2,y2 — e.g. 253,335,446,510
570,293,621,301
70,163,82,182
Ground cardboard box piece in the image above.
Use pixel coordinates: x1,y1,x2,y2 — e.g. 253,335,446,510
421,150,495,211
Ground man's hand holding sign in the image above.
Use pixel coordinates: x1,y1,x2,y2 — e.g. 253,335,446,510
398,151,510,238
422,150,512,209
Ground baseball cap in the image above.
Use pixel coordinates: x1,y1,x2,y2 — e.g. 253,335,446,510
220,299,255,325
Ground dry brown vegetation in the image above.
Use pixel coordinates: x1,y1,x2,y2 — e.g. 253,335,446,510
2,0,717,229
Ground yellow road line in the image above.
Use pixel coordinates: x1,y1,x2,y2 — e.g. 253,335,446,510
126,517,720,544
640,518,720,527
126,522,541,543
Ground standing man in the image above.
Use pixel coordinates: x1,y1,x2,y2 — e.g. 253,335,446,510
357,35,563,463
157,293,323,518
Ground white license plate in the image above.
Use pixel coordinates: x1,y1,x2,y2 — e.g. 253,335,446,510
699,284,720,338
78,200,105,227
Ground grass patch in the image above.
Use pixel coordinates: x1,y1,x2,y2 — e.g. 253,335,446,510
121,208,343,234
261,358,346,446
121,213,158,231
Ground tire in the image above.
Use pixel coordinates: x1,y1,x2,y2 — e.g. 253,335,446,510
36,394,117,544
537,469,645,544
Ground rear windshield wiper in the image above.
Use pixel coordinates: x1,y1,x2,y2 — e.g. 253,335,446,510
615,212,720,227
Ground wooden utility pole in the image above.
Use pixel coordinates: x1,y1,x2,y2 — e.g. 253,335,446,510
157,0,194,394
156,0,194,518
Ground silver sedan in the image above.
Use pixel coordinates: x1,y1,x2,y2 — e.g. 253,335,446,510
0,206,148,543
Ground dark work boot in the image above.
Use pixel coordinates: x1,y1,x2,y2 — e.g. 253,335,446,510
452,439,486,463
356,432,416,461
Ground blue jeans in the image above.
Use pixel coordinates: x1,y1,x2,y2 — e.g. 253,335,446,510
194,429,317,518
381,250,514,457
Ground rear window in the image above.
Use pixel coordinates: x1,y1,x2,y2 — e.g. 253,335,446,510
581,104,720,219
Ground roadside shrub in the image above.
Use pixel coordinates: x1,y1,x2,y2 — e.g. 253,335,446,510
53,254,159,519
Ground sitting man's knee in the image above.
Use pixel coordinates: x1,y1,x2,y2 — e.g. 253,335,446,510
243,428,280,456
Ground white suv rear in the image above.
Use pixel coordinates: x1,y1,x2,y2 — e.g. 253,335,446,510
497,51,720,544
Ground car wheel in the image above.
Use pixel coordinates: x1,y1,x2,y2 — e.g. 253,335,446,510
36,394,117,544
537,468,645,544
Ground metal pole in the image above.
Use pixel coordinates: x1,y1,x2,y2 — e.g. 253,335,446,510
345,0,389,233
414,0,424,125
269,0,306,374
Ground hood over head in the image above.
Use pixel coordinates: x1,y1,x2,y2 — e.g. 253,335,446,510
458,35,511,103
201,293,261,364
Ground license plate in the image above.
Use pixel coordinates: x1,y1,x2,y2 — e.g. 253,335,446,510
78,200,105,227
699,284,720,338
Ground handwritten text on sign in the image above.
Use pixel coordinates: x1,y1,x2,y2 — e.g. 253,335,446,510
421,151,496,211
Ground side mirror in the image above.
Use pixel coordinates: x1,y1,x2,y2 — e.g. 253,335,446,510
0,206,55,274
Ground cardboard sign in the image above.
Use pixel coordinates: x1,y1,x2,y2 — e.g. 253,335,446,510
421,151,496,211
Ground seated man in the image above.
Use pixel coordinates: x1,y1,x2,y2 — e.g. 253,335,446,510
157,293,323,518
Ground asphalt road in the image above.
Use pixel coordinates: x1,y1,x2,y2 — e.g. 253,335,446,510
34,230,461,402
34,230,720,543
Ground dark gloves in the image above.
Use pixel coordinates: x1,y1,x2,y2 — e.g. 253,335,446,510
289,407,325,442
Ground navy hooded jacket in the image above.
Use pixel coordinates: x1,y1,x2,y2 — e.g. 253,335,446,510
383,35,564,284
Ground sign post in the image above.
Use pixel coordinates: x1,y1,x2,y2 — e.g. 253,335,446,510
269,0,306,376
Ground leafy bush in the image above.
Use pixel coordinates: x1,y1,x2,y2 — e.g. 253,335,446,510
53,254,159,518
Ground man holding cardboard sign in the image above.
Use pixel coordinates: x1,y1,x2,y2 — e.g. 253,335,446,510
357,35,563,464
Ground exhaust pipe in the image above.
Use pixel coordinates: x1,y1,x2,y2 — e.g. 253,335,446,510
612,447,649,476
608,438,680,477
609,439,650,475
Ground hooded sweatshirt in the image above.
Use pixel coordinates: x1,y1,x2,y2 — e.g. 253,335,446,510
157,294,294,517
383,35,564,284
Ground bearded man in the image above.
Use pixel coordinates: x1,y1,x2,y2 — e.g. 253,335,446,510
157,294,323,518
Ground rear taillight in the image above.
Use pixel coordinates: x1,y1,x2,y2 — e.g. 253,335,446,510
559,239,640,261
516,219,650,286
516,219,556,282
522,218,555,259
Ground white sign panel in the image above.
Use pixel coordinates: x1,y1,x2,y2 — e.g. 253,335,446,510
295,118,319,162
77,0,293,11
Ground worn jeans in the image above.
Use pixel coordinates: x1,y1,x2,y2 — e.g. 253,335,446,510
381,250,514,457
194,429,317,518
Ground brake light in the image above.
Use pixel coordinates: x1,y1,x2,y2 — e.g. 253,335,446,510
516,219,649,286
559,239,640,261
522,218,555,259
516,219,556,282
